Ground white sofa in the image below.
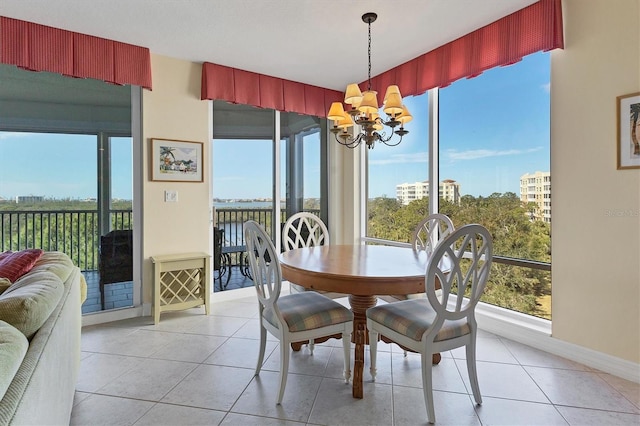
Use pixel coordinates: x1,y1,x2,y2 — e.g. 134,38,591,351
0,251,85,425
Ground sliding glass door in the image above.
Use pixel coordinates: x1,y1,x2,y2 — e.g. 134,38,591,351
0,63,138,314
211,101,327,290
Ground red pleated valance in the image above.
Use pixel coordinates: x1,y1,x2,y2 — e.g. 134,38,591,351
201,0,563,117
0,16,152,89
201,62,343,118
369,0,564,102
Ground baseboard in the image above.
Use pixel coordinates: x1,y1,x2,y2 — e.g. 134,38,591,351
82,305,144,327
476,302,640,384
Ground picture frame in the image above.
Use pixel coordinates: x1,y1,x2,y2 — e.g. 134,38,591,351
616,92,640,170
150,138,204,182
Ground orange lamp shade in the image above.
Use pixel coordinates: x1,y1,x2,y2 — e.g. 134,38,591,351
344,84,364,106
383,92,403,116
328,102,346,122
337,111,354,129
397,105,413,124
358,90,379,114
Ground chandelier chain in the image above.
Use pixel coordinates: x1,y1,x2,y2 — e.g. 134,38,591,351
367,19,372,91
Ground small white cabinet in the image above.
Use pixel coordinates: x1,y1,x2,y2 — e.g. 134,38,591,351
151,252,210,324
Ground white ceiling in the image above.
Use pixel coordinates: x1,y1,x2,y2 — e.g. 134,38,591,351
0,0,538,91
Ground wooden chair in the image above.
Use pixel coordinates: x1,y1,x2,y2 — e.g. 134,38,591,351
282,212,343,299
367,224,493,424
244,220,353,404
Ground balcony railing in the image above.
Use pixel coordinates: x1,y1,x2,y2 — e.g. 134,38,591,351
1,208,320,271
0,209,132,271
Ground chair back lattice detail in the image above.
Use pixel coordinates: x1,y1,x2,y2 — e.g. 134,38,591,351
425,224,493,326
411,213,455,254
244,220,283,318
282,212,329,251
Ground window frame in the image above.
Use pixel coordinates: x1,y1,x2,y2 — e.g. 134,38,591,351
361,63,552,320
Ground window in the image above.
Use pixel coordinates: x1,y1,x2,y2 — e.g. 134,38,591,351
212,101,327,269
0,63,137,314
439,52,551,319
366,93,430,242
280,111,325,221
364,52,551,319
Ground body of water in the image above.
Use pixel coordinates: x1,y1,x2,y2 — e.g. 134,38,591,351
213,201,284,209
213,202,280,245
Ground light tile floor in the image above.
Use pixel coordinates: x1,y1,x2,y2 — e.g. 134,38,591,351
72,294,640,426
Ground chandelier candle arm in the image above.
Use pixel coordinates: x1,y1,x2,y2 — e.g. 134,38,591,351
328,12,411,150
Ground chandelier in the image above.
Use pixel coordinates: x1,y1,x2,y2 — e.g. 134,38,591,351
327,12,412,150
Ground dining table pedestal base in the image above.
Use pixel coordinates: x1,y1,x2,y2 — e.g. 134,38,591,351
348,294,377,398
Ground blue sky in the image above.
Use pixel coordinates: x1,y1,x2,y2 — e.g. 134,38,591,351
212,132,321,200
0,52,549,201
369,51,550,198
0,133,132,200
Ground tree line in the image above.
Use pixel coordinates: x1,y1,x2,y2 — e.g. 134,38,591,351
368,193,551,319
1,200,133,270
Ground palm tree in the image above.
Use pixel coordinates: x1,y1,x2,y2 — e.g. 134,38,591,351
631,102,640,156
160,147,176,169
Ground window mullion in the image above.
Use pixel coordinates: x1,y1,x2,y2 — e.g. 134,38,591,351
429,88,439,215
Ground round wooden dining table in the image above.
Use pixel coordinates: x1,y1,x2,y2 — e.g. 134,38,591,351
278,244,438,399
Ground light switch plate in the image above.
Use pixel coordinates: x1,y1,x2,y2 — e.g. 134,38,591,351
164,190,178,202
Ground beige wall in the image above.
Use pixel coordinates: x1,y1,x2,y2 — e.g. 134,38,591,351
141,54,212,305
133,1,640,364
551,0,640,363
328,139,363,245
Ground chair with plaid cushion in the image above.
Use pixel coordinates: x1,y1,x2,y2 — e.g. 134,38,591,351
367,224,493,424
244,220,353,405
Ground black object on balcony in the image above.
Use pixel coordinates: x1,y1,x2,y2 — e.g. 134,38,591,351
99,229,133,310
213,227,229,290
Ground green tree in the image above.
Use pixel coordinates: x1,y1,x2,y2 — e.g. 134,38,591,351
367,192,552,318
367,197,403,241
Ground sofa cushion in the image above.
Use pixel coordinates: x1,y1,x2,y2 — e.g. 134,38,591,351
0,270,64,339
0,249,44,283
30,251,76,284
0,277,10,295
29,251,88,303
0,320,29,401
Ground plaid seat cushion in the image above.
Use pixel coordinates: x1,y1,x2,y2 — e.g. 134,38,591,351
264,292,353,332
367,299,470,342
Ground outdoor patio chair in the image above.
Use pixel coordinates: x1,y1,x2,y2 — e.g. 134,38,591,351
99,229,133,310
213,226,228,290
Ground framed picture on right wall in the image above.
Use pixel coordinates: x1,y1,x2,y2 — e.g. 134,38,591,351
616,92,640,170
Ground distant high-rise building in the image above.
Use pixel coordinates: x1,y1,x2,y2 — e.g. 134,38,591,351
15,195,44,203
520,171,551,223
395,180,460,205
